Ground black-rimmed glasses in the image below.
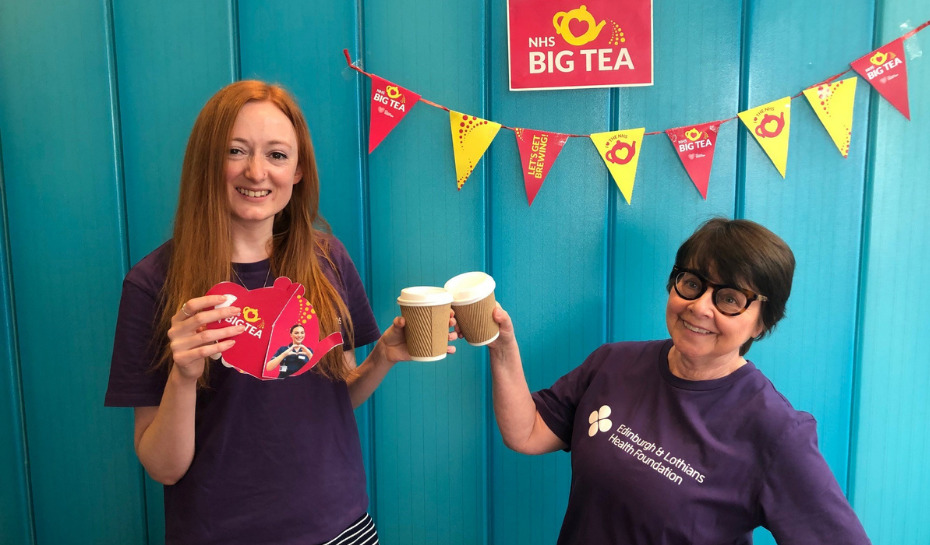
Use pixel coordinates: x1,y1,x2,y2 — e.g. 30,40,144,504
671,267,767,316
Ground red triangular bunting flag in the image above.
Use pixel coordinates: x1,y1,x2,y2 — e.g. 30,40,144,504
851,37,910,119
665,122,720,199
368,75,421,152
513,129,569,206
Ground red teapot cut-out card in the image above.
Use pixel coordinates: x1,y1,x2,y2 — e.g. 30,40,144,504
205,277,343,380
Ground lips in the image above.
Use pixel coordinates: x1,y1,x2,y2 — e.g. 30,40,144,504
681,320,713,335
236,187,271,198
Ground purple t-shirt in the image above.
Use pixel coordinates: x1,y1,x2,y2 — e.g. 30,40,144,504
533,340,871,545
105,236,381,545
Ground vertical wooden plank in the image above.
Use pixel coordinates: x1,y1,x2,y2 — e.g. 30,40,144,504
363,1,488,542
740,0,873,496
0,137,34,545
111,2,238,541
852,2,930,542
0,1,143,543
238,0,366,262
486,1,610,542
114,1,238,262
738,3,876,542
611,2,742,340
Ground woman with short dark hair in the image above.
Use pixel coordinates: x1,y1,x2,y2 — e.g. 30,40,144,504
486,218,870,543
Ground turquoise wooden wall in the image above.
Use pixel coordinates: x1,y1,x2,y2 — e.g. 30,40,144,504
1,1,927,543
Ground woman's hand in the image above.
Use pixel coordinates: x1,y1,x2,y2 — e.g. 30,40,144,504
487,304,517,352
167,294,245,381
378,310,460,364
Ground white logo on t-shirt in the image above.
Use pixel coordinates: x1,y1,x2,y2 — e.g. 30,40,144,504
588,405,613,436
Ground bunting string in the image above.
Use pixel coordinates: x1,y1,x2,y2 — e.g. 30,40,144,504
343,19,928,204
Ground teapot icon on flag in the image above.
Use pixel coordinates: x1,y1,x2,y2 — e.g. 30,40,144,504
605,139,636,165
754,112,785,139
870,51,888,66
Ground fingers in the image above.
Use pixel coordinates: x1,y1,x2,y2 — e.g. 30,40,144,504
174,294,237,323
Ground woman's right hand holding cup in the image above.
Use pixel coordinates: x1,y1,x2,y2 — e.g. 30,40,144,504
167,294,246,382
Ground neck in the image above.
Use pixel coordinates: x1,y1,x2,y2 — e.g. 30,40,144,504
667,346,746,381
230,220,273,263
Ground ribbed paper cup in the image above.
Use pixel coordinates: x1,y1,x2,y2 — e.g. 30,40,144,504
444,272,499,346
397,287,453,361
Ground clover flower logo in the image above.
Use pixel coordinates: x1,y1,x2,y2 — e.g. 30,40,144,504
588,405,612,437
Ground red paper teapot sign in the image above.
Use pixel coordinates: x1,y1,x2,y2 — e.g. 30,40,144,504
205,277,343,380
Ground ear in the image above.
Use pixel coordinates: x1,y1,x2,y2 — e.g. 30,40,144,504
293,166,303,185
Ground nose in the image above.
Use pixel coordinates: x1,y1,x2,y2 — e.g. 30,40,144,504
687,288,716,317
244,155,265,181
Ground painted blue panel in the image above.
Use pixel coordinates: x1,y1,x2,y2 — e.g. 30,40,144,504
611,2,742,341
114,1,238,264
741,0,873,488
111,2,239,542
739,4,876,543
364,1,489,542
238,0,367,265
0,138,33,545
485,0,616,539
852,3,930,542
0,1,143,543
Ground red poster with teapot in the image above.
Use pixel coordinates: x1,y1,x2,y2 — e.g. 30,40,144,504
507,0,653,90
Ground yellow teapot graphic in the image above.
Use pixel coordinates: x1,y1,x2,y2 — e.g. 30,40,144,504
685,128,703,141
386,85,402,99
553,5,605,46
869,51,888,65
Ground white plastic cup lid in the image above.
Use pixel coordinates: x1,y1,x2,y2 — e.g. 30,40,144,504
397,286,453,306
443,272,496,305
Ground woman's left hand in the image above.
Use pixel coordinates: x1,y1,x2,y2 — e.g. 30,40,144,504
378,310,460,364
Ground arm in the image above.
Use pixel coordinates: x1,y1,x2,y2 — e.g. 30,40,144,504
133,295,245,484
487,306,566,455
760,418,871,544
345,313,458,409
265,345,294,372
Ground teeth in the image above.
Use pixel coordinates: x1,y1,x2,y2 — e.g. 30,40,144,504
683,321,712,334
237,188,270,198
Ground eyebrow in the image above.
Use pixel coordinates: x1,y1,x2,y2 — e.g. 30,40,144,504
230,137,294,149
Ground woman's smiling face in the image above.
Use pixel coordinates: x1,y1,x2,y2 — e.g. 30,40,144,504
290,326,306,345
665,269,765,371
225,100,302,230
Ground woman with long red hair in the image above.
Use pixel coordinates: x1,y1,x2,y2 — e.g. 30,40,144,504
105,80,451,544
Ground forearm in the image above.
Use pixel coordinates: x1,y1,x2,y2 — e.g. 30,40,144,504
488,340,545,453
345,343,396,409
135,368,198,485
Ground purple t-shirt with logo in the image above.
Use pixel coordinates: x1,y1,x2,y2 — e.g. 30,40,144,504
532,340,871,545
105,236,381,545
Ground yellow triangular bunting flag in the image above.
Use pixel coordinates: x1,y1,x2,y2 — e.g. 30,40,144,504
738,97,792,178
590,129,646,204
450,111,501,190
803,77,857,158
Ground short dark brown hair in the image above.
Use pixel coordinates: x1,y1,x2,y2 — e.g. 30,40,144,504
666,218,795,354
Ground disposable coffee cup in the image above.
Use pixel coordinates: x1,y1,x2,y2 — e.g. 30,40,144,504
444,272,499,346
397,287,454,361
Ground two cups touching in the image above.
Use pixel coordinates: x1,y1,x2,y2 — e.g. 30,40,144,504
396,272,498,361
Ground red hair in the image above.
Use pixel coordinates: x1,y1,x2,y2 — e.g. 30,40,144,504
158,80,354,384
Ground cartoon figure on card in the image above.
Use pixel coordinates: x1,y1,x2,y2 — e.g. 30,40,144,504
205,277,343,380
